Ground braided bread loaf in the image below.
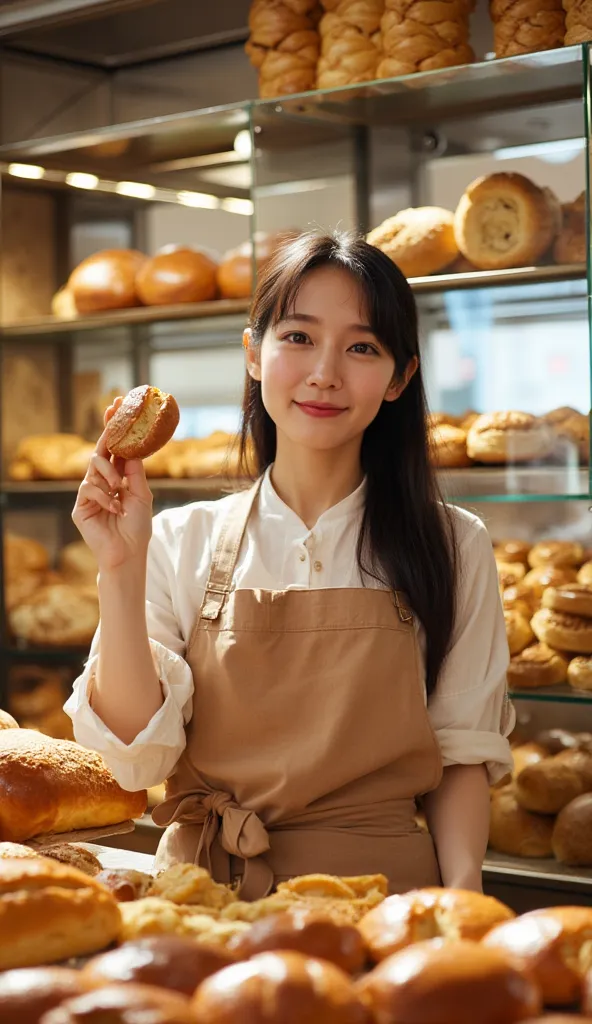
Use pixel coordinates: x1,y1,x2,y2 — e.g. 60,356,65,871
378,0,474,78
246,0,322,98
490,0,565,57
317,0,384,88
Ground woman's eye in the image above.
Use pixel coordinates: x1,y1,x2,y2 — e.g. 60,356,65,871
350,342,378,355
284,331,309,344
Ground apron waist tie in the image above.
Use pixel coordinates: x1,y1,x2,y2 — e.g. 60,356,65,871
153,790,274,900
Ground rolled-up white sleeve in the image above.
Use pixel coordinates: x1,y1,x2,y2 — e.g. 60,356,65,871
64,526,194,791
427,515,515,786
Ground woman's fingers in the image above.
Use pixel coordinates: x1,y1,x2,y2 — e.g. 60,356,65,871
88,453,122,494
103,396,123,427
96,397,123,459
123,458,153,501
75,480,121,516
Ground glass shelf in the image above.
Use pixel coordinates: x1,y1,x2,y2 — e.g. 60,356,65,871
510,684,592,704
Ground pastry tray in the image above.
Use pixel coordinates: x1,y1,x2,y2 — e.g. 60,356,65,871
23,819,135,851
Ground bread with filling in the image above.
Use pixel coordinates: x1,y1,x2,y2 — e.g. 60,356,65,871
367,207,459,278
467,411,553,464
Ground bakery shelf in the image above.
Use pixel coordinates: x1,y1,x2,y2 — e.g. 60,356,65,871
483,850,592,901
509,684,592,704
0,265,585,341
0,646,88,664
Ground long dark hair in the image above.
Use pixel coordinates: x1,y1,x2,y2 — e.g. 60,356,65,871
239,231,457,696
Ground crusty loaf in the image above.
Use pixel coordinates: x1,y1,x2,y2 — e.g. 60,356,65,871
489,785,554,858
0,730,147,842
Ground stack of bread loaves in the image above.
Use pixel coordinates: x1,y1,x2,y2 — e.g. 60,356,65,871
378,0,475,79
490,0,566,57
564,0,592,43
245,0,321,98
317,0,383,88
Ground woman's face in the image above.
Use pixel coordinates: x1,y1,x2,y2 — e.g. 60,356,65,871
247,266,413,453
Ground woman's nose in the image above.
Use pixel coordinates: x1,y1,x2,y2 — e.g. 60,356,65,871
306,350,341,389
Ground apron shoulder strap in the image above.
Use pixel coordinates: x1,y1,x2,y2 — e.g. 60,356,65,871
199,477,263,622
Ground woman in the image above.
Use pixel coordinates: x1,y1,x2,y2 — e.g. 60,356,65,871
67,232,513,899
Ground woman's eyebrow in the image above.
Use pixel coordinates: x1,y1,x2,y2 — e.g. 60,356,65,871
279,313,376,334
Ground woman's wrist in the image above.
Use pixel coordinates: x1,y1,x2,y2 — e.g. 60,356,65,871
98,556,148,611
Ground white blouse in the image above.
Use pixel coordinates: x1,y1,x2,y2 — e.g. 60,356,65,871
65,468,515,792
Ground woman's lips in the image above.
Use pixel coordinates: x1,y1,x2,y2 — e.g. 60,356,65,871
295,402,347,418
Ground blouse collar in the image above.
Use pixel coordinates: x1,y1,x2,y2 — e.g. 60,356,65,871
259,464,366,532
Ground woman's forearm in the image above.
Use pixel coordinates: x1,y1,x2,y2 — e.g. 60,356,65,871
93,557,163,745
423,763,490,891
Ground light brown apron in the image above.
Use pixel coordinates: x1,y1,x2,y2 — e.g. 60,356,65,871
153,478,443,899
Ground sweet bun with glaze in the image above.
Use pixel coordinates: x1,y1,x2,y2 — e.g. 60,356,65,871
83,936,235,995
68,249,146,313
527,540,585,569
356,939,542,1024
504,610,534,656
367,207,459,279
467,411,553,464
0,966,94,1024
514,748,592,814
523,565,578,601
136,246,218,306
192,950,373,1023
568,656,592,691
507,644,568,690
493,539,531,565
227,906,366,974
531,607,592,654
542,583,592,619
103,385,180,461
40,983,196,1024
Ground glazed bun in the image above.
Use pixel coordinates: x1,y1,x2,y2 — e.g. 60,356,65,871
217,231,298,299
523,565,578,601
528,541,585,569
356,939,541,1024
192,950,372,1024
367,207,459,278
531,607,592,655
0,710,18,729
552,793,592,865
104,385,180,460
358,888,514,963
535,728,579,755
515,749,592,814
227,907,366,974
568,656,592,691
489,785,554,858
40,983,196,1024
484,905,592,1005
83,936,234,995
493,539,531,565
136,246,218,305
507,644,568,690
542,583,592,619
0,966,92,1024
68,249,146,313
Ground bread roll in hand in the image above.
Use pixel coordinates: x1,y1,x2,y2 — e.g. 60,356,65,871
103,385,180,461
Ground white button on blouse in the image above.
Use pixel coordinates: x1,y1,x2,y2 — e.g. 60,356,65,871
65,467,514,792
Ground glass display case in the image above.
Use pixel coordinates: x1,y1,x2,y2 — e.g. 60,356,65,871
0,45,590,900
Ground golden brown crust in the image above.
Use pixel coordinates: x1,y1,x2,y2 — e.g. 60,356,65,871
485,905,592,1006
68,249,146,314
493,539,531,565
497,561,527,591
192,950,372,1023
553,413,590,464
358,887,514,962
528,540,585,569
515,749,592,814
378,0,475,77
511,742,548,777
83,936,235,995
532,607,592,655
552,793,592,866
523,565,578,601
147,864,238,909
504,610,534,656
507,643,568,690
4,534,49,579
8,669,66,719
466,411,552,463
42,844,102,877
0,966,93,1023
0,710,19,730
0,843,40,860
367,207,458,278
429,423,471,468
217,231,300,298
578,560,592,585
567,656,592,692
454,172,558,270
95,868,153,902
502,582,537,619
228,906,366,974
542,583,592,619
104,385,180,461
0,730,147,842
136,246,218,306
0,858,121,969
8,584,99,648
554,192,586,263
489,785,554,858
118,898,250,947
42,983,196,1024
356,939,541,1023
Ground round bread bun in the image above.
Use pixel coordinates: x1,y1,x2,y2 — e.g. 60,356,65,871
493,539,531,565
356,939,541,1024
42,844,102,877
567,656,592,691
68,249,146,314
192,950,372,1023
0,710,19,729
552,793,592,866
507,643,568,690
528,540,585,570
553,193,586,264
466,412,552,464
4,534,49,580
58,541,97,587
454,172,558,270
522,566,578,602
0,857,121,969
531,607,592,655
136,246,218,306
514,749,592,814
535,728,579,755
502,582,537,619
94,868,153,902
7,669,65,718
216,230,299,299
83,936,235,995
489,785,554,858
543,406,581,426
542,583,592,619
0,843,40,860
367,207,459,278
429,424,471,468
504,610,534,656
103,385,180,461
0,966,93,1024
358,888,514,963
9,584,99,647
484,905,592,1005
511,742,548,777
553,413,589,465
497,561,527,590
578,560,592,585
41,983,196,1024
51,287,77,320
227,907,366,975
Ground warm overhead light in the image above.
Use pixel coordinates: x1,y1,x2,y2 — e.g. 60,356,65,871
494,138,585,163
177,190,219,209
66,172,99,189
233,129,252,159
219,197,254,216
8,163,45,179
115,181,156,199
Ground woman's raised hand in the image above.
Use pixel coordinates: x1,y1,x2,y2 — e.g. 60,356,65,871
72,397,154,571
